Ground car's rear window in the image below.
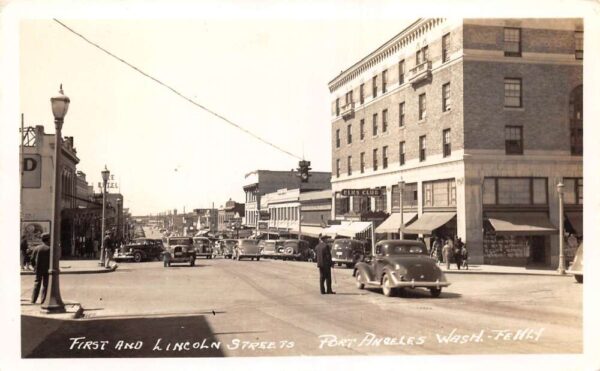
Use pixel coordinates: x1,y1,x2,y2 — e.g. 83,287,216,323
170,238,192,246
240,240,258,247
385,244,426,255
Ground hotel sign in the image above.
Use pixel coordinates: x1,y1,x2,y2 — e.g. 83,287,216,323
341,188,382,197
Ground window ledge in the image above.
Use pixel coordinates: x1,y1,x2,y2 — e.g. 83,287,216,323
504,106,524,112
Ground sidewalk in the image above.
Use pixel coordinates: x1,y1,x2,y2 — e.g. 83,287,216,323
20,260,119,275
440,263,563,276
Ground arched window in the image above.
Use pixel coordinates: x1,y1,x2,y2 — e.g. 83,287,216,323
569,85,583,155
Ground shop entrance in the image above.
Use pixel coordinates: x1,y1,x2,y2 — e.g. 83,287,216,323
529,236,547,265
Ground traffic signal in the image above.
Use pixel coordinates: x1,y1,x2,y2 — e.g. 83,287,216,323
297,160,311,183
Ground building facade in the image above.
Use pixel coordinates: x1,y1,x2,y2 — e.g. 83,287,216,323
329,18,583,267
217,199,245,232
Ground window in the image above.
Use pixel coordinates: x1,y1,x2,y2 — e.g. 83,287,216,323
336,159,340,178
399,141,405,165
335,98,340,116
374,190,387,212
419,135,426,161
443,129,451,157
353,196,371,213
483,177,548,205
423,179,456,207
505,126,523,155
563,177,583,205
382,70,388,93
416,46,429,65
442,33,450,62
335,129,340,148
575,31,583,60
347,124,352,144
399,102,405,127
335,193,349,215
504,27,521,57
442,83,451,111
382,109,388,133
392,182,418,210
360,119,365,140
372,113,378,136
418,93,427,120
373,149,378,171
504,78,522,107
570,85,583,155
345,90,353,105
360,84,365,104
399,60,405,84
382,146,388,169
360,152,365,173
347,156,352,176
372,76,378,98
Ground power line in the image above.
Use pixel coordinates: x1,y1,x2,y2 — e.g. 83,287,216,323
52,18,302,160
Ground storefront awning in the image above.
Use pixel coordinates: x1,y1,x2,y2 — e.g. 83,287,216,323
337,221,373,238
486,212,558,236
375,212,417,234
404,212,456,235
565,211,583,236
322,224,342,237
294,226,324,238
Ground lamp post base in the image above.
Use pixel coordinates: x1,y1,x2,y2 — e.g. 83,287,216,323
41,303,67,314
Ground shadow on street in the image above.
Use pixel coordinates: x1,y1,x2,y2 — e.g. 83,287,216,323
22,314,225,358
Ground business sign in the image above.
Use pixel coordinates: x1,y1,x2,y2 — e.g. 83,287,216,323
97,174,119,191
22,154,41,188
341,188,383,197
259,211,271,220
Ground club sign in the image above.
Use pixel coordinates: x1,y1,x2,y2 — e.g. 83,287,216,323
341,188,382,197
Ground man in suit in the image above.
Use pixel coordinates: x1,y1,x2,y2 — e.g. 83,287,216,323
315,234,335,294
30,233,51,304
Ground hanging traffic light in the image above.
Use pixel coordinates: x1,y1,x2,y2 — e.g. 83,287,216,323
297,160,311,183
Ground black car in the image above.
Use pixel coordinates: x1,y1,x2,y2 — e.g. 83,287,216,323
114,238,164,262
281,240,314,261
332,239,367,268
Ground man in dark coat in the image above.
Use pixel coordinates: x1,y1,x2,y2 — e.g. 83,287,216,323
454,237,464,270
30,233,51,304
315,235,335,294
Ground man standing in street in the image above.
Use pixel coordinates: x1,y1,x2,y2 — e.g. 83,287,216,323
315,234,335,295
30,233,51,304
104,233,113,268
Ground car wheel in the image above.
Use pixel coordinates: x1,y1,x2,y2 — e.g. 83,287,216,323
430,288,442,298
575,274,583,283
133,252,143,263
382,274,395,297
355,272,365,289
256,257,260,261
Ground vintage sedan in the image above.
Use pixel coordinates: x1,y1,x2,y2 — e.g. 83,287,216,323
193,237,213,259
259,240,284,259
566,242,583,283
281,240,313,261
353,240,450,297
234,239,261,261
114,238,163,262
163,236,196,267
221,239,238,259
332,239,367,268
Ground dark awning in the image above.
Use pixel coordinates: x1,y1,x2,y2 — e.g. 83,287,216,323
375,212,418,233
565,211,583,236
486,212,558,236
403,212,456,235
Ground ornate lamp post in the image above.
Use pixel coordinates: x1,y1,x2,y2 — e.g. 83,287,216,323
99,166,110,266
42,85,70,313
557,182,565,274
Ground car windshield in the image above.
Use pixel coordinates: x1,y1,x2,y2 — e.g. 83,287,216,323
384,244,426,255
170,238,192,246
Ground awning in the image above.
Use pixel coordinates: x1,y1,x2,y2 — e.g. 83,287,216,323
337,221,373,238
486,212,558,236
565,211,583,236
404,212,456,235
294,226,324,238
321,224,342,237
375,212,418,233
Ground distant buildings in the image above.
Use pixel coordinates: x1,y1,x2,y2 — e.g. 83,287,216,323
217,199,245,233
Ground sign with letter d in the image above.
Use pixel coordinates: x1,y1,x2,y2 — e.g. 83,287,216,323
22,154,41,188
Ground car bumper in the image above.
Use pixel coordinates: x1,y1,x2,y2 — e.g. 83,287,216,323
332,257,354,264
113,253,134,261
566,269,582,275
389,273,450,288
239,253,261,258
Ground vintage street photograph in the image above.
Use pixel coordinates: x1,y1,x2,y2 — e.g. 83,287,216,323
1,1,599,370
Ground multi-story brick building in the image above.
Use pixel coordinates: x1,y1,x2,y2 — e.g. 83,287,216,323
329,18,583,267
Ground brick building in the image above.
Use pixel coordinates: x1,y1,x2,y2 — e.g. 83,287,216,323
328,18,583,267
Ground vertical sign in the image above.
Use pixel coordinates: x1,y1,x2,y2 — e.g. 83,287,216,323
22,154,41,188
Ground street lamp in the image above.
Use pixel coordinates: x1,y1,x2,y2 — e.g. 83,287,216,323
557,182,565,274
42,85,70,313
99,166,110,266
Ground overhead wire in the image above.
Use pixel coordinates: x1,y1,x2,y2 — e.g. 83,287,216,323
52,18,302,160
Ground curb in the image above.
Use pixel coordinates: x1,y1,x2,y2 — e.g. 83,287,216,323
20,263,119,276
442,270,562,277
21,302,85,320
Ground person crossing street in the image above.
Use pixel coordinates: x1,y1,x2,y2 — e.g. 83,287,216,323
315,234,335,295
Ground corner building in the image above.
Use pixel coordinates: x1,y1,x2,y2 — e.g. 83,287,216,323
329,18,583,267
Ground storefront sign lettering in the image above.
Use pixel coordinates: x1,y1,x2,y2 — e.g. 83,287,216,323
341,188,382,197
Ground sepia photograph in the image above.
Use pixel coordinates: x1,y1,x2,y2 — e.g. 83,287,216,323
1,1,599,370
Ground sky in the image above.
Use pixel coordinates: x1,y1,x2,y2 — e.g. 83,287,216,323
18,17,408,215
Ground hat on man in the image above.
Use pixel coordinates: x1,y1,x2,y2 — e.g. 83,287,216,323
41,233,51,243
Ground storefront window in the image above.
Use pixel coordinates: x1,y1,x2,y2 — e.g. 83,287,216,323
563,177,583,205
532,178,547,205
483,178,496,205
423,179,456,207
374,189,387,212
485,177,549,205
335,193,349,215
498,178,530,204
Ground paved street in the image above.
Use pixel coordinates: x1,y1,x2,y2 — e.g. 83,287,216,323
21,257,582,357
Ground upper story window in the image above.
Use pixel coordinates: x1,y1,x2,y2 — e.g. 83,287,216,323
347,124,352,144
399,141,405,165
347,156,352,176
570,85,583,156
563,177,583,205
442,83,451,112
575,31,583,60
392,182,418,210
373,148,378,171
360,84,365,104
418,93,427,120
345,90,353,105
443,129,451,157
382,146,388,169
416,46,429,65
504,78,522,107
372,113,378,136
419,135,427,162
423,179,456,207
360,152,365,173
372,76,378,98
335,98,340,116
399,102,405,127
360,119,365,140
504,27,521,57
382,109,388,133
505,126,523,155
382,70,388,93
335,129,340,148
336,159,340,178
399,60,405,84
442,33,450,62
483,177,547,205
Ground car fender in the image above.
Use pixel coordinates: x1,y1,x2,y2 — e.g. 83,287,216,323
353,262,376,282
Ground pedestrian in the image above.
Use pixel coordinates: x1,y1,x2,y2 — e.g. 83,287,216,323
104,233,113,268
431,237,441,262
21,235,32,271
315,234,335,295
442,239,451,270
461,243,469,270
30,233,51,304
93,239,99,259
454,237,464,270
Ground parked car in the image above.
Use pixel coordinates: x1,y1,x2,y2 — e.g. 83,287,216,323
566,242,583,283
163,236,196,267
281,240,313,261
259,240,284,259
332,239,367,268
222,239,237,259
114,238,164,262
234,239,261,261
193,237,213,259
353,240,450,297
